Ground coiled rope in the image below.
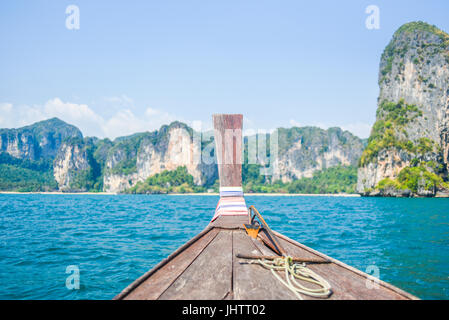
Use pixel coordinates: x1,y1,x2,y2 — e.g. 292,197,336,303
244,205,332,300
247,255,332,300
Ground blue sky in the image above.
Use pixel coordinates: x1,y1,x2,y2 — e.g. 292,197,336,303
1,0,448,138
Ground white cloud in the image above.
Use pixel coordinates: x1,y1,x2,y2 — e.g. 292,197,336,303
43,98,104,136
0,103,12,113
0,98,179,139
1,99,374,140
101,108,177,138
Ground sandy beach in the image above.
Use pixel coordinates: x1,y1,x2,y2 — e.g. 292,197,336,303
0,191,360,197
156,192,361,197
0,191,118,195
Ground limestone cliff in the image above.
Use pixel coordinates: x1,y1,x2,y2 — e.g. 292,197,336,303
273,127,364,182
0,118,82,160
357,22,449,196
53,139,92,191
102,124,363,193
102,122,217,193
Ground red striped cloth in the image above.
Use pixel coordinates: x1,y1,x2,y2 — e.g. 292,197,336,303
211,196,248,222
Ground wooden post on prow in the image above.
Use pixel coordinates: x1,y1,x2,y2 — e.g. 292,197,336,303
210,114,247,223
213,114,243,188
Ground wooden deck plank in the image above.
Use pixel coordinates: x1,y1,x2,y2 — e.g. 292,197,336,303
123,228,220,300
276,234,413,300
158,230,233,300
209,215,248,229
232,230,298,300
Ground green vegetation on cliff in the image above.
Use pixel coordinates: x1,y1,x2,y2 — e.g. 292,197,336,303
379,21,449,84
70,169,97,191
243,165,357,194
360,96,447,195
395,21,449,43
376,165,449,194
125,165,357,194
0,164,57,192
276,126,357,156
360,99,423,166
398,166,446,192
0,153,57,191
125,166,205,194
108,133,148,176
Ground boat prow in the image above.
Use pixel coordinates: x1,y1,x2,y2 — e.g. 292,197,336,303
114,114,418,300
114,213,417,300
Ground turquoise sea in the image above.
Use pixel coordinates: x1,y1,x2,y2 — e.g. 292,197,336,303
0,194,448,300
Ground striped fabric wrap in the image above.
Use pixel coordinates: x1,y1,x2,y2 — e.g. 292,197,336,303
211,187,248,222
219,186,244,198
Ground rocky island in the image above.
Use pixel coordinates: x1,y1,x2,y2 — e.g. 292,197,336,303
357,21,449,197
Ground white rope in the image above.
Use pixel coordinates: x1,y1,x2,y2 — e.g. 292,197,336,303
249,256,332,300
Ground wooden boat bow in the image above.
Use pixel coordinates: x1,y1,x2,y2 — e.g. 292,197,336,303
114,114,418,300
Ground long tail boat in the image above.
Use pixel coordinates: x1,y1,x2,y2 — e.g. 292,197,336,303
114,114,417,300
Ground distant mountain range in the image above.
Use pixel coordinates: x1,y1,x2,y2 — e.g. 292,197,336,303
0,118,363,193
